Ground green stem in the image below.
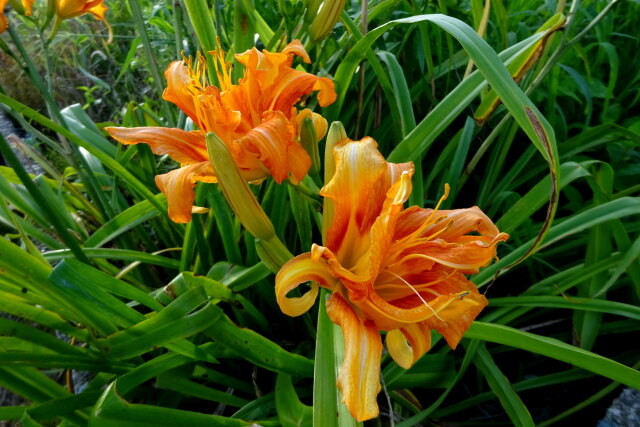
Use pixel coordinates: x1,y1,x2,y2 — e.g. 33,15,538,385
46,16,62,43
182,0,219,86
172,1,185,59
313,289,338,427
128,0,175,126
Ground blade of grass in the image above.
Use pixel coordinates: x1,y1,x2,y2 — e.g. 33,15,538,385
473,344,535,427
466,322,640,389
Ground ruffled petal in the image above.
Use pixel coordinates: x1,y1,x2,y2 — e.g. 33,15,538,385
233,110,307,183
237,47,290,94
265,69,326,113
194,88,243,142
314,77,337,107
321,137,412,269
105,127,208,165
155,161,214,223
56,0,104,19
361,287,450,330
396,233,509,273
87,2,107,20
368,170,414,284
421,273,488,349
287,137,313,184
395,206,504,241
282,39,311,63
362,274,485,332
237,42,335,110
275,252,338,317
386,322,432,369
326,293,382,422
162,61,200,124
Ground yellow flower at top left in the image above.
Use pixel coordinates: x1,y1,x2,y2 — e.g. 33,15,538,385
0,0,34,33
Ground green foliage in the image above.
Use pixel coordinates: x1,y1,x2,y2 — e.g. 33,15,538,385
0,0,639,425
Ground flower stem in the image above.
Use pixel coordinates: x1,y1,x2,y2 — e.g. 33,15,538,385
128,0,175,126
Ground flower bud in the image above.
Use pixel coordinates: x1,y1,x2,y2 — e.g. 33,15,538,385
324,121,347,186
308,0,347,42
322,121,347,243
205,132,276,241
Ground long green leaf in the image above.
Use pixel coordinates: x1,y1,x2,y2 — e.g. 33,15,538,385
89,382,275,427
490,296,640,320
474,197,640,286
474,344,535,427
95,287,219,360
466,322,640,389
275,374,313,427
0,94,166,216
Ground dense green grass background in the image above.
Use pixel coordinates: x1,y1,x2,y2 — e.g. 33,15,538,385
0,0,639,425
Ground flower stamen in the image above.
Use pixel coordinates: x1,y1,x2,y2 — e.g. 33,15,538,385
386,270,443,321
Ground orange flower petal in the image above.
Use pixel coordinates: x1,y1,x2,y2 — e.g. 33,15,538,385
287,136,313,184
0,0,8,34
23,0,34,15
361,288,449,330
87,1,106,20
321,137,412,269
266,70,333,113
368,170,414,282
395,206,504,241
105,127,208,165
162,60,200,125
311,243,380,310
397,233,508,273
326,292,382,421
237,47,290,92
56,0,104,19
237,42,335,110
359,269,487,333
282,39,311,63
373,265,450,301
421,273,488,349
194,90,243,141
275,252,338,317
155,161,214,223
314,77,337,107
234,110,307,183
386,322,432,369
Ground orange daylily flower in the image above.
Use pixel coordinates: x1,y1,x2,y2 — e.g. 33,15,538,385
106,40,336,223
275,137,508,421
55,0,106,20
0,0,34,33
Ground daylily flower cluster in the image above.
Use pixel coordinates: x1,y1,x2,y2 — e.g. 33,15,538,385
107,40,335,222
106,41,507,422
